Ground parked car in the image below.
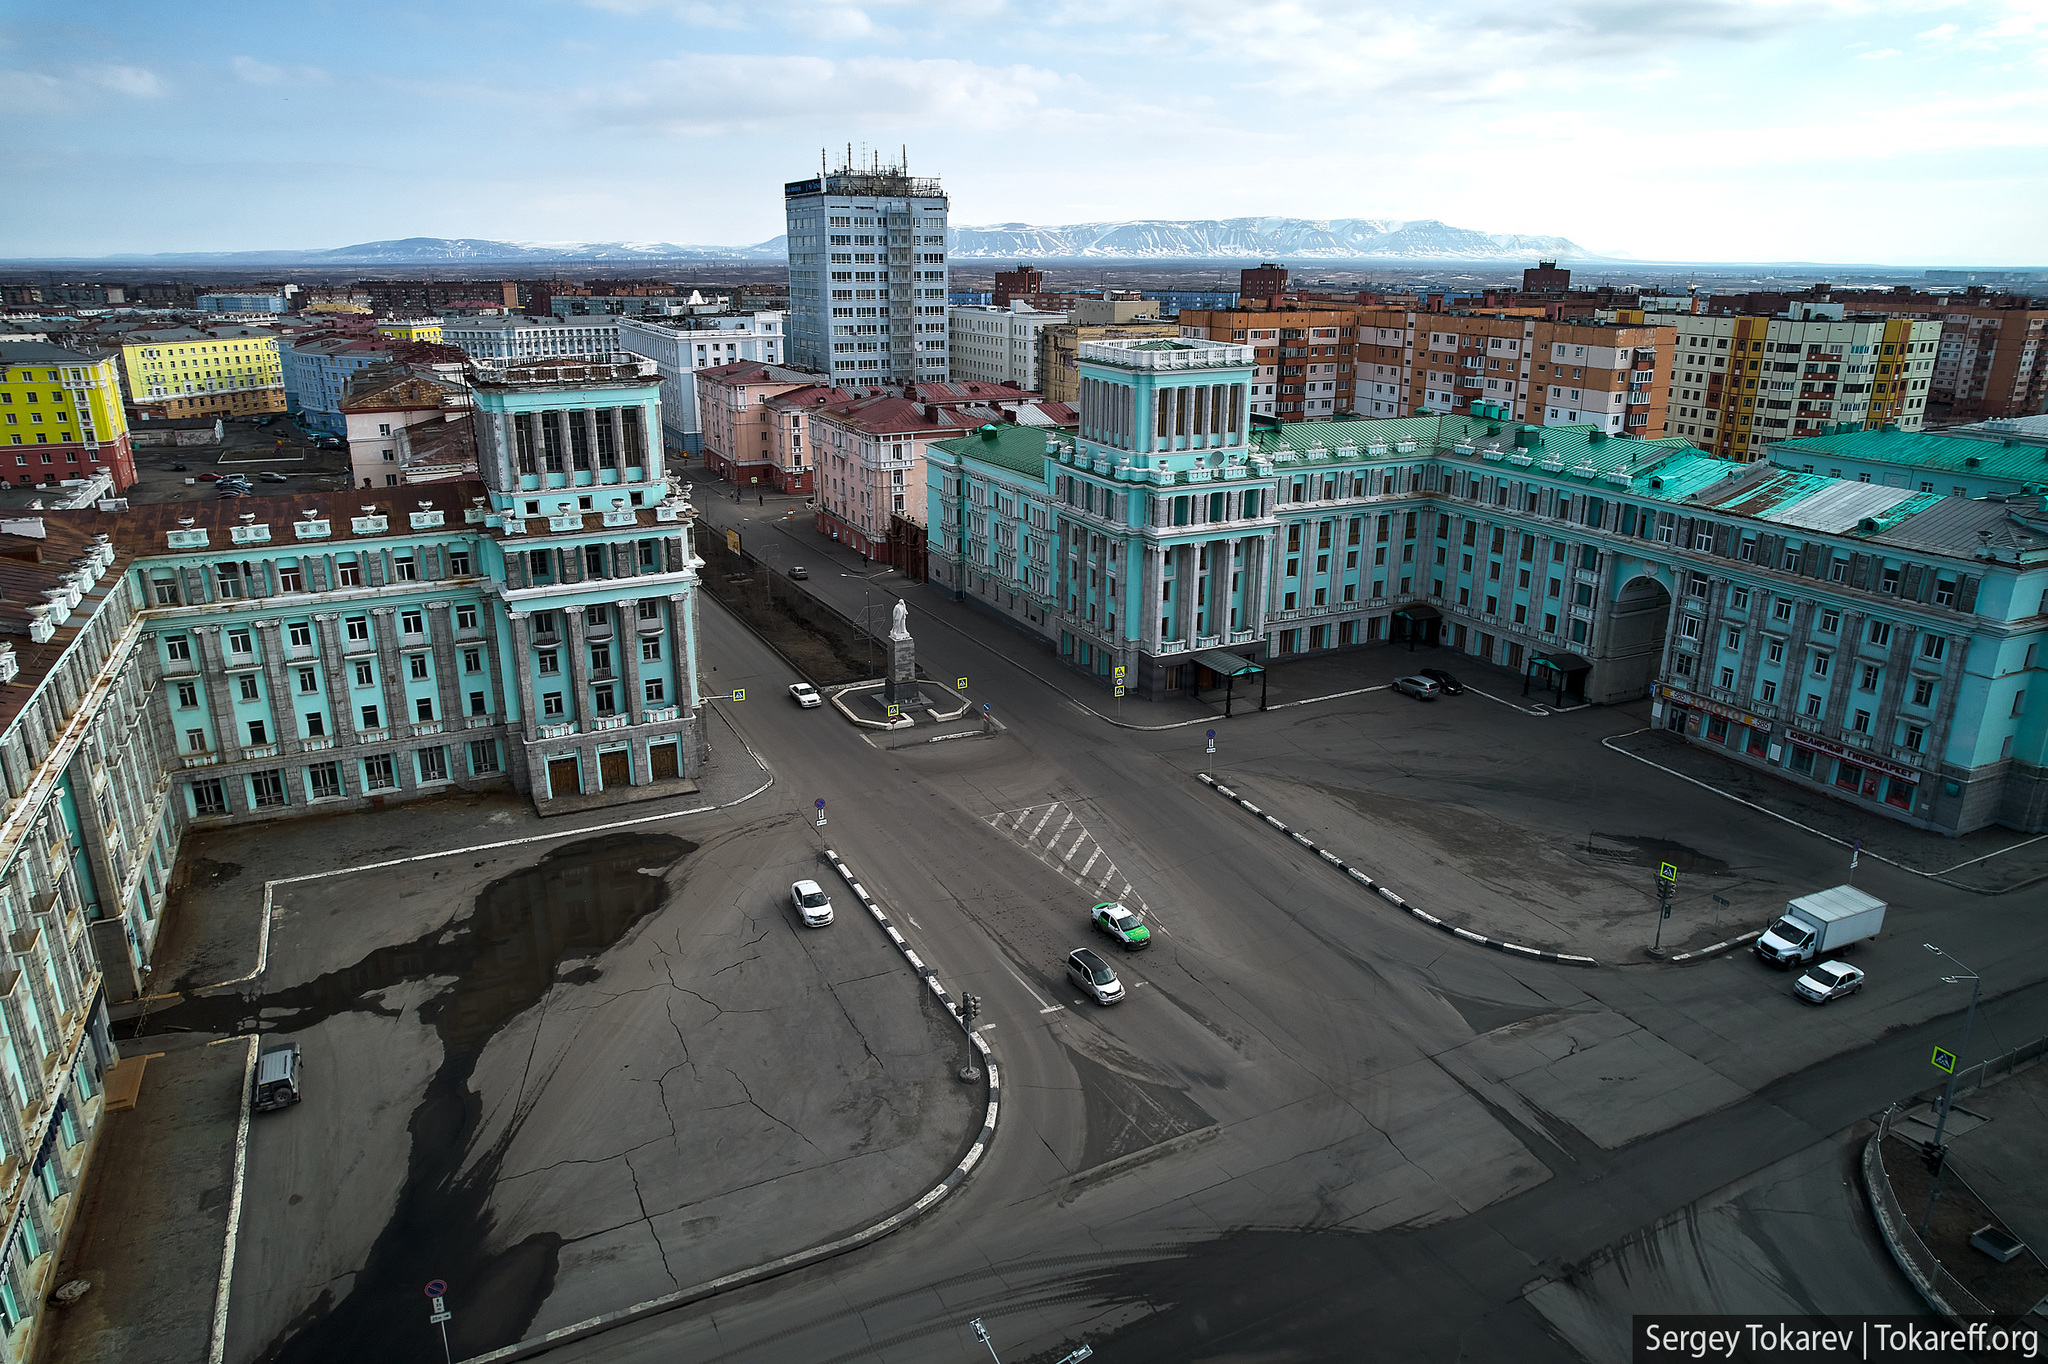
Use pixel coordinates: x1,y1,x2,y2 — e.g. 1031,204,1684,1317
254,1043,303,1111
216,489,245,498
311,435,343,450
259,471,289,482
789,682,822,708
256,416,276,426
1067,948,1126,1005
169,463,188,472
1418,668,1464,695
1090,902,1152,950
1391,675,1442,701
790,879,833,928
788,566,809,580
1793,960,1865,1004
197,472,222,482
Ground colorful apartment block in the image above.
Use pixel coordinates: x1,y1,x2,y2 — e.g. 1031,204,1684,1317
0,343,134,490
118,325,284,421
375,318,445,345
1662,316,1942,456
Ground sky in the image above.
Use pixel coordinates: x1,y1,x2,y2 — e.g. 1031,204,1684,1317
2,0,2045,265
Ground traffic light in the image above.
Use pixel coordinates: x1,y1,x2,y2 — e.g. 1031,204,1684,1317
1921,1142,1945,1175
960,993,982,1026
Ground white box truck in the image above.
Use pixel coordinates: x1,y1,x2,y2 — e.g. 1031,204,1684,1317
1754,885,1886,968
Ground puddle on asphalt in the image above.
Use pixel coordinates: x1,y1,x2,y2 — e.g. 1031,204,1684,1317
140,831,693,1362
1586,834,1730,876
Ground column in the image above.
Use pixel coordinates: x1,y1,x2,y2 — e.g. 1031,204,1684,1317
507,612,539,742
191,626,240,758
619,598,644,726
580,407,599,472
565,606,590,729
427,601,462,725
371,606,404,737
671,592,698,709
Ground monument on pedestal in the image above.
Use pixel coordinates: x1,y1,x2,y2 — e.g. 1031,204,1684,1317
874,598,929,715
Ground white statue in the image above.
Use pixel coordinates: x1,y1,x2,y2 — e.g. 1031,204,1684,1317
889,598,911,641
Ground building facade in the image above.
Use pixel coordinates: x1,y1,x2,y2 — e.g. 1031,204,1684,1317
0,344,135,491
695,361,826,494
929,339,2048,835
195,292,288,314
947,304,1067,389
615,313,785,455
282,336,396,434
1663,316,1941,455
784,154,949,386
1037,321,1184,404
443,316,622,363
375,319,445,345
118,325,285,422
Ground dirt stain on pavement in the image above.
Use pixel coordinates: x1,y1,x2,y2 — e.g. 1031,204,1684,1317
141,831,693,1363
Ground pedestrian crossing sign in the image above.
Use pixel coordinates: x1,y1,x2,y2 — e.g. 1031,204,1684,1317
1931,1047,1957,1074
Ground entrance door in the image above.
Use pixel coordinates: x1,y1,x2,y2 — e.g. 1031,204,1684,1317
599,749,631,789
1665,705,1689,733
650,742,680,780
547,756,581,797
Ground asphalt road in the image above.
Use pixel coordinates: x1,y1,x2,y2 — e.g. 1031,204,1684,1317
505,497,2048,1364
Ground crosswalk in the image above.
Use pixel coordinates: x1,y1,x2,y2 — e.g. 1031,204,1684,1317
985,801,1145,911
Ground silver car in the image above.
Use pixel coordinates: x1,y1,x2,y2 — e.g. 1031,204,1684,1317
1392,675,1441,701
1793,960,1864,1004
1066,948,1125,1005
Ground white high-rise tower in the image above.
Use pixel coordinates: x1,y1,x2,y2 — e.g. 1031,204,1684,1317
784,147,948,386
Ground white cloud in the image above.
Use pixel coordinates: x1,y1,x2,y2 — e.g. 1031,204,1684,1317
232,56,283,84
1858,45,1903,55
1916,21,1959,38
86,64,163,98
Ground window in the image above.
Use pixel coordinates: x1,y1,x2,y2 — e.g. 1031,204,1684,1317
1760,679,1777,703
152,576,180,605
644,678,665,703
543,692,564,716
246,719,268,745
417,746,448,782
288,622,312,648
336,563,361,587
305,711,324,737
456,604,478,630
345,616,370,642
641,638,661,662
1904,725,1925,752
278,566,303,593
1819,610,1840,634
251,770,287,808
1719,667,1735,688
1803,694,1822,717
1912,678,1935,706
470,739,501,774
415,698,434,721
191,778,227,815
1860,664,1880,691
537,650,559,676
1726,628,1742,650
401,609,424,634
228,628,252,654
363,754,397,790
1772,600,1793,622
448,552,471,576
1868,620,1891,647
463,648,481,673
187,727,208,753
354,661,374,687
1731,587,1749,609
175,680,198,708
637,599,660,621
1811,653,1830,678
238,674,260,701
309,762,342,799
1852,709,1872,734
469,690,487,716
360,705,381,729
1921,635,1946,661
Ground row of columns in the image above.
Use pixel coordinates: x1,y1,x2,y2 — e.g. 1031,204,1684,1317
510,406,651,477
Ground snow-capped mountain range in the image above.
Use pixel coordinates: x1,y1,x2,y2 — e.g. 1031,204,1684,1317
57,217,1606,266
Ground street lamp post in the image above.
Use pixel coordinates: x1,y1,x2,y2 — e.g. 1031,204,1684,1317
1918,942,1981,1235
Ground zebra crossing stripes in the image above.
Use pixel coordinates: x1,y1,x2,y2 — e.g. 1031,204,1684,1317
987,801,1143,911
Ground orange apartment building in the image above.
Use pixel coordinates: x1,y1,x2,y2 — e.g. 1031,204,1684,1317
694,361,827,494
1178,307,1676,437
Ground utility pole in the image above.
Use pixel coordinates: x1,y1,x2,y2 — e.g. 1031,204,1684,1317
1649,861,1676,957
1919,942,1981,1235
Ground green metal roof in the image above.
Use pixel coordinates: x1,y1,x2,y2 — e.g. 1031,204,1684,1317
928,423,1052,479
1773,428,2048,485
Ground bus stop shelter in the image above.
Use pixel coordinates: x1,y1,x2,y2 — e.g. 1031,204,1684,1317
1190,648,1266,716
1523,650,1591,705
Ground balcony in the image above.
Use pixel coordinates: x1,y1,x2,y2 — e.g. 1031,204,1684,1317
356,727,390,744
241,743,279,759
181,753,219,769
636,615,664,634
463,714,497,729
591,714,629,731
585,621,615,642
538,722,577,740
643,705,680,723
411,722,444,737
530,629,561,648
300,736,335,753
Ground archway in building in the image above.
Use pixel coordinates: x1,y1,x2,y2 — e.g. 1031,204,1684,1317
1599,576,1673,702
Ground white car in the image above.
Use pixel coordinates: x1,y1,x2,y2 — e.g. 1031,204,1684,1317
791,879,833,927
1793,960,1864,1004
789,682,822,708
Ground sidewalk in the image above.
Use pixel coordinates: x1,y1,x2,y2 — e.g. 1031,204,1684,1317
1607,727,2048,894
136,706,773,1001
38,1038,249,1364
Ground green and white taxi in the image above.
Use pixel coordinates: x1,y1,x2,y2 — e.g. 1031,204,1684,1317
1090,901,1151,950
